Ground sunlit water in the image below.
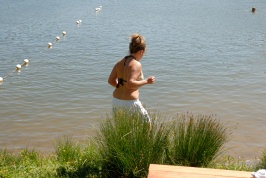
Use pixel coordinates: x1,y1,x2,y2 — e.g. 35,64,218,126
0,0,266,159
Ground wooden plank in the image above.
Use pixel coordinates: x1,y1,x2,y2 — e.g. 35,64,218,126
148,164,253,178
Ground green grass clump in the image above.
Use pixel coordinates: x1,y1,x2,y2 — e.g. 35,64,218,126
255,151,266,170
54,136,102,177
166,113,230,167
0,138,102,178
97,110,170,178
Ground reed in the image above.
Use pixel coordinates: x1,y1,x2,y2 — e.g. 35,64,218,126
166,112,230,167
96,110,170,178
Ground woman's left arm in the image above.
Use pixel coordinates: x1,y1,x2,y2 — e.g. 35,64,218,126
108,65,117,88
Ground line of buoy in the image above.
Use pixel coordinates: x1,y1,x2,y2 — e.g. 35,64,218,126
40,31,67,53
0,28,70,84
1,58,31,82
0,4,100,85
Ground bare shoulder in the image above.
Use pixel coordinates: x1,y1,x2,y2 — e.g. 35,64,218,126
131,59,142,68
129,60,142,74
114,58,124,67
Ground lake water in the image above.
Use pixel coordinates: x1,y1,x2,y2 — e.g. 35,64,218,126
0,0,265,159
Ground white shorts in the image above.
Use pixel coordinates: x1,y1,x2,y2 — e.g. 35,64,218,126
112,97,151,122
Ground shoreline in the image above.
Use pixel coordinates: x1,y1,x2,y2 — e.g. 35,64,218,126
1,134,264,161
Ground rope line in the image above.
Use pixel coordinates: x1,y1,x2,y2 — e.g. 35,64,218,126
0,4,102,84
0,31,67,83
0,18,82,84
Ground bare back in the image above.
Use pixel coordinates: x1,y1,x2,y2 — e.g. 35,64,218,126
113,56,142,100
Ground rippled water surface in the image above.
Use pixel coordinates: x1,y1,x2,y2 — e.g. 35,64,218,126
0,0,266,158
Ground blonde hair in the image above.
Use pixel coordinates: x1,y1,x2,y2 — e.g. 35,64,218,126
129,34,146,54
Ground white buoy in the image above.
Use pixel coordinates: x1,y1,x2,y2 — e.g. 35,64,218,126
24,59,29,64
48,42,52,48
95,6,102,12
0,77,3,82
62,31,66,36
23,59,29,66
79,20,82,23
16,64,22,70
56,36,60,41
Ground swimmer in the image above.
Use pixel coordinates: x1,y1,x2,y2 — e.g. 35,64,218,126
108,34,155,125
251,7,256,13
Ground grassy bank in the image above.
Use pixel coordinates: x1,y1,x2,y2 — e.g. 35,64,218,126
0,111,264,177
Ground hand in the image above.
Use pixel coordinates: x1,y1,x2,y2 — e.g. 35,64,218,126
147,76,155,84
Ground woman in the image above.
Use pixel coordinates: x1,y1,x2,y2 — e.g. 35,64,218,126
108,34,155,122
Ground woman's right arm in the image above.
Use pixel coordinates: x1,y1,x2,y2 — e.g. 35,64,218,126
126,62,155,89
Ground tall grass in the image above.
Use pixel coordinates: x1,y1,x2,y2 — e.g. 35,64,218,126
54,136,102,177
166,113,230,167
97,110,170,178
